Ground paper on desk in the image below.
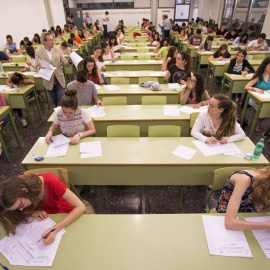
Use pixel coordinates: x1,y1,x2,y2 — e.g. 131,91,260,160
69,51,83,69
94,84,102,89
0,217,66,266
164,105,179,116
168,83,181,89
53,106,61,112
115,60,125,64
22,72,38,76
96,62,105,70
202,215,252,257
1,62,15,66
10,54,24,57
192,140,243,156
0,85,6,92
146,52,154,55
85,105,106,117
45,142,69,157
80,141,102,158
245,73,254,77
172,145,197,160
38,59,56,80
147,60,157,63
202,51,213,54
179,105,208,114
3,85,21,91
104,85,120,91
113,44,122,51
245,216,270,258
252,91,270,99
215,60,228,64
50,134,70,147
152,41,159,46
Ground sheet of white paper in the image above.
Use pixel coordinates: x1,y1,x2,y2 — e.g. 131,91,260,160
22,72,38,76
202,215,252,257
39,59,55,70
94,84,102,89
45,143,69,157
2,62,15,66
252,91,270,99
163,105,179,116
113,44,122,51
179,105,208,114
115,60,125,64
53,106,61,112
38,68,55,81
215,60,228,64
202,51,214,54
152,41,159,46
108,73,122,76
244,73,254,77
147,60,157,63
85,105,106,118
10,55,24,57
80,141,102,158
230,74,242,77
104,85,120,91
172,145,197,160
168,83,181,89
146,52,154,55
3,85,21,91
69,51,83,69
0,85,6,92
50,134,70,147
96,62,105,70
245,216,270,258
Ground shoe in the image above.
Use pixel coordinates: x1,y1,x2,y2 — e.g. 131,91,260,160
20,118,27,127
255,125,261,132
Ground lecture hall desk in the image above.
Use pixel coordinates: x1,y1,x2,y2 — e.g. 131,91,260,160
118,52,156,60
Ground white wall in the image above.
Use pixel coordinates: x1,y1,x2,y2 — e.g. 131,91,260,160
49,0,66,27
262,4,270,38
0,0,49,50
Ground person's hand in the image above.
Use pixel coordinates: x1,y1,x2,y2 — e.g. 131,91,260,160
206,137,218,145
68,57,73,64
241,71,248,76
230,38,234,41
255,88,264,94
26,60,32,66
20,68,26,72
220,137,228,144
100,77,104,84
70,133,81,144
45,131,53,144
32,210,48,221
42,227,57,245
111,58,117,62
166,57,172,63
97,100,103,106
101,66,106,71
193,103,201,109
180,80,187,85
217,56,223,61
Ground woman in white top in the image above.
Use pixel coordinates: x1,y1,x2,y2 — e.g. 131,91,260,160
116,28,124,44
102,43,116,61
91,45,106,71
191,94,245,144
20,46,37,72
58,41,72,55
82,27,92,39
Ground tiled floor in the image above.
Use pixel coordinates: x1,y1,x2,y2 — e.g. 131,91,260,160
0,66,269,214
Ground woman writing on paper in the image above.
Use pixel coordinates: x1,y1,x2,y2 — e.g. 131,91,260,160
45,88,96,145
180,73,210,108
191,94,245,144
161,46,178,71
0,172,91,245
216,165,270,231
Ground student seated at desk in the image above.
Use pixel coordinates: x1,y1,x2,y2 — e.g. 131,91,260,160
58,41,72,55
0,92,10,155
63,24,70,35
187,29,203,47
20,46,37,72
82,56,104,85
56,25,63,37
209,24,218,35
227,49,255,102
31,33,41,45
198,35,213,51
91,45,106,71
216,166,270,231
0,172,88,245
162,46,177,71
0,51,11,63
155,40,175,60
102,43,116,61
45,88,96,145
208,44,232,61
19,37,33,49
67,38,80,49
244,57,270,132
70,33,83,44
151,32,160,47
154,37,168,53
191,94,245,144
164,51,193,84
108,35,123,53
232,32,249,46
82,27,92,39
67,70,103,106
224,28,238,41
3,35,21,55
215,23,228,38
78,29,87,41
6,72,35,127
246,33,269,51
180,73,210,108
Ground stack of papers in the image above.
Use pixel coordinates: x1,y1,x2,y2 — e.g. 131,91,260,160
179,105,208,114
192,140,243,156
0,218,66,266
163,105,179,116
79,141,102,158
104,85,120,91
85,105,106,118
172,145,197,160
69,51,83,69
38,59,56,80
202,215,252,257
45,134,70,157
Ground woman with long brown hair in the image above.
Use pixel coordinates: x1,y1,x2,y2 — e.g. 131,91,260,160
191,94,245,144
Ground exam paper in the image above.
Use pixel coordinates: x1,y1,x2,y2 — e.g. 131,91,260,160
3,85,21,91
179,105,208,114
45,142,69,157
50,134,70,147
252,91,270,99
2,62,15,66
0,85,6,92
38,59,56,80
172,145,197,160
147,60,157,63
107,73,123,76
202,215,252,257
69,51,83,69
113,44,122,51
168,83,181,89
104,85,120,91
0,217,66,266
53,106,61,112
163,105,180,116
94,84,102,89
80,141,102,158
245,216,270,258
215,60,228,64
85,105,106,118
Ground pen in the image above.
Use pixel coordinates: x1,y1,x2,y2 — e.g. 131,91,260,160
37,228,56,242
0,263,9,270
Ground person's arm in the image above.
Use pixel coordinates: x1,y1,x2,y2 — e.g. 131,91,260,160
93,95,103,106
161,57,168,71
227,58,240,74
155,50,162,60
0,52,11,63
198,42,205,52
190,112,208,143
70,119,96,144
244,77,264,93
60,50,72,67
193,90,210,108
244,59,255,73
225,174,270,231
45,123,60,144
42,188,86,245
23,77,35,84
224,122,246,143
6,73,14,88
164,70,171,82
154,43,160,53
180,87,191,105
97,68,104,84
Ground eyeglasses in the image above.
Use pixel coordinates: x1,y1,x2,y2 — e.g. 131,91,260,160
176,58,183,60
16,198,25,210
188,79,196,84
208,104,218,108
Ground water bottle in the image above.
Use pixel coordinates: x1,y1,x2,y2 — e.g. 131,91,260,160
252,138,264,159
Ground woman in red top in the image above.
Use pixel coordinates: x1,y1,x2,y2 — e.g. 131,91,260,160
0,173,87,245
82,56,104,85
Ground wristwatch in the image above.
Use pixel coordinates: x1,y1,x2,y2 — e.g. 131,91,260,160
79,132,83,138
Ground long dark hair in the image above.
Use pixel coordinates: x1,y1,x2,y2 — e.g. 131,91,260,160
60,88,78,110
11,72,25,85
239,32,248,44
160,38,169,49
189,73,205,103
179,51,193,74
166,46,177,70
26,46,35,59
83,56,98,78
252,57,270,82
56,25,62,34
204,35,213,50
216,44,228,57
33,33,41,44
108,35,118,48
187,28,194,38
93,45,103,62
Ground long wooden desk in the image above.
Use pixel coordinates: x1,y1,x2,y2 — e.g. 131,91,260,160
48,105,190,136
104,71,166,84
118,52,156,59
22,137,267,185
104,59,162,71
97,84,181,104
1,213,270,270
122,46,155,52
2,62,25,72
241,91,270,138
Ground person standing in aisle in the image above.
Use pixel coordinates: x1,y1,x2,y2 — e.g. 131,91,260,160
102,11,109,38
159,15,171,38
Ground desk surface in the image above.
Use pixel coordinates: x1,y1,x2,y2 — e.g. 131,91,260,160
209,59,262,66
0,84,34,95
1,213,270,270
104,60,162,66
248,90,270,103
0,106,10,115
224,73,255,81
104,71,166,77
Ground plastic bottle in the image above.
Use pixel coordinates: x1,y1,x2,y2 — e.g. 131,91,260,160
252,138,264,159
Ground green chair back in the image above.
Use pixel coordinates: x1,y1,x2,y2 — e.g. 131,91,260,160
142,96,167,105
126,43,136,47
120,55,134,60
138,77,158,82
107,125,140,137
148,125,181,137
12,56,27,62
190,112,200,129
111,77,130,84
137,48,149,53
102,96,127,105
137,43,148,47
251,54,265,60
138,55,151,60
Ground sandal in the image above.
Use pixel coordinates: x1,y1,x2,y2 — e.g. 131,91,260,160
255,125,261,132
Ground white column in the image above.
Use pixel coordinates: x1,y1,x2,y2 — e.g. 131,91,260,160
151,0,158,27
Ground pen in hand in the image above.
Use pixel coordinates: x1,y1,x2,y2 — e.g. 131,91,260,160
37,228,56,242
